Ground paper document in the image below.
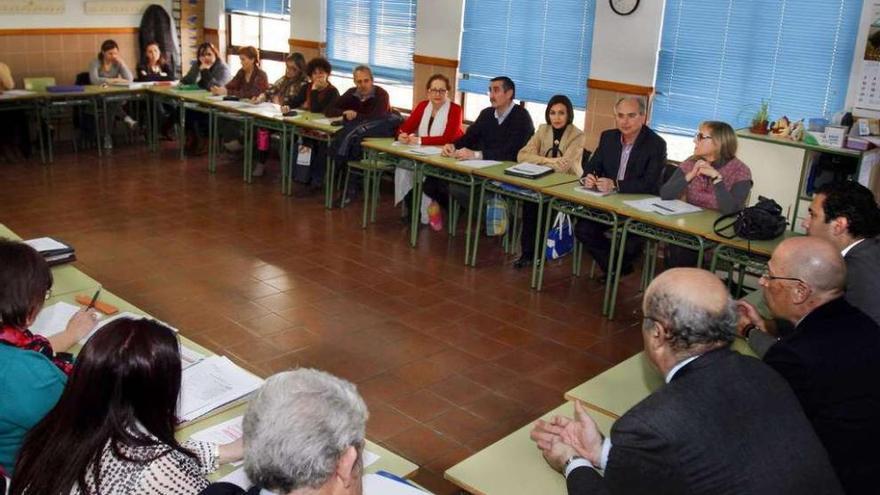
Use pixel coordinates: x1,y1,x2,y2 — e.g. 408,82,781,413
30,302,81,338
624,198,703,216
206,95,225,101
190,415,245,465
312,117,342,126
458,159,501,169
77,311,155,345
363,473,430,495
407,146,442,156
575,186,614,197
23,237,69,253
506,162,553,176
179,356,263,422
215,448,380,490
0,89,36,99
180,345,206,369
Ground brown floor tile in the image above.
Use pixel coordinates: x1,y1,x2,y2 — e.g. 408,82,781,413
383,424,460,466
388,388,454,422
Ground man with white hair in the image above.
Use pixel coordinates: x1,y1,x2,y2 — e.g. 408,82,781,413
531,268,841,494
200,368,368,495
738,236,880,495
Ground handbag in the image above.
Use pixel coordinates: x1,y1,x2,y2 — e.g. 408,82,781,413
545,212,574,260
485,195,508,236
713,196,788,240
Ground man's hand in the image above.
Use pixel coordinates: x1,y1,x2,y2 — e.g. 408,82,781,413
580,173,598,188
736,300,767,337
441,144,457,157
544,440,578,473
530,416,571,451
596,177,616,193
342,110,357,121
454,147,476,160
561,401,605,466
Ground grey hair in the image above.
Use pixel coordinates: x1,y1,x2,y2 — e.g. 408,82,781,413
645,290,737,353
614,95,646,115
352,64,373,79
243,369,368,493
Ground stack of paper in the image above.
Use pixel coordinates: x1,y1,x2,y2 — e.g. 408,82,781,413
623,198,703,216
458,159,501,169
505,163,553,179
179,356,264,422
30,301,81,338
23,237,75,265
363,473,431,494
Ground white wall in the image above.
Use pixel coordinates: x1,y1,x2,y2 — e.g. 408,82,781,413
588,0,665,86
0,0,172,28
290,0,323,41
413,0,464,59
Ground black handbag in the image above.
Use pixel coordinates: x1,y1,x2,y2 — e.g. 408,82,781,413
713,196,788,240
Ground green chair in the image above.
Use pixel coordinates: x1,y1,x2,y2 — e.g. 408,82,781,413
342,158,394,228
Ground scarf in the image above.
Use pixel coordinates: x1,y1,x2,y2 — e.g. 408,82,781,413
418,99,450,138
0,324,73,375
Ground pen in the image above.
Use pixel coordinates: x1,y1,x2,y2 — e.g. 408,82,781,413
86,285,102,310
652,203,675,213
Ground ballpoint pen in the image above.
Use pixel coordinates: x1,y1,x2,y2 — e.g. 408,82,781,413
86,285,102,310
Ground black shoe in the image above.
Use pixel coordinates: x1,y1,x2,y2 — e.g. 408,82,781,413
513,255,533,269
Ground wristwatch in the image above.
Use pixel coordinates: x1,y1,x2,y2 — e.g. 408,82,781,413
564,455,585,471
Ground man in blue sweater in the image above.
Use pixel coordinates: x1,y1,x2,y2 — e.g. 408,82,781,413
442,76,534,161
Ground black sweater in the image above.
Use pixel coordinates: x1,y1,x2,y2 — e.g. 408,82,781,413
454,104,534,162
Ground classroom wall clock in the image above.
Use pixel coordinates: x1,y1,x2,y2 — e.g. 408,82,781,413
610,0,640,16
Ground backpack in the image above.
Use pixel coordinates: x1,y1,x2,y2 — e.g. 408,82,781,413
713,196,788,240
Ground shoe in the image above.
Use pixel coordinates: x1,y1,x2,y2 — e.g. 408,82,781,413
427,201,443,231
123,116,138,130
513,255,533,269
223,139,243,152
103,136,113,150
252,162,266,177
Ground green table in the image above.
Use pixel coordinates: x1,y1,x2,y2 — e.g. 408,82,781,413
468,164,579,287
279,111,341,204
445,402,616,495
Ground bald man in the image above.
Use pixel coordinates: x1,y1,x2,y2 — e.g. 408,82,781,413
532,268,841,495
739,237,880,495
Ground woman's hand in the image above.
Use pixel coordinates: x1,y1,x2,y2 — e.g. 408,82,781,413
405,135,420,145
65,308,100,342
218,438,244,465
211,86,227,96
397,132,409,142
280,105,290,114
692,160,721,182
252,93,266,104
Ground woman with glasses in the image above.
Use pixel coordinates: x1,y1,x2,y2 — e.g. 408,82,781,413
395,74,464,230
513,94,584,268
660,120,752,267
0,239,98,476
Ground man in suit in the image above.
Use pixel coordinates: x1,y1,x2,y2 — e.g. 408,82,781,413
531,268,842,495
738,237,880,495
574,96,667,278
801,180,880,325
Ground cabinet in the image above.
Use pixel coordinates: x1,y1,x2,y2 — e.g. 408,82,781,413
736,130,880,233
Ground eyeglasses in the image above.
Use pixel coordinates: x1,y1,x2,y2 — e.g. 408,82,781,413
428,88,448,94
694,133,713,141
759,268,804,285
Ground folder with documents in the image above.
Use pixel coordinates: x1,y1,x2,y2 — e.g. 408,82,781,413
23,237,76,265
179,356,264,423
504,163,554,179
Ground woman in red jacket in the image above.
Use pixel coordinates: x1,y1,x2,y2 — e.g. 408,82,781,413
395,74,464,230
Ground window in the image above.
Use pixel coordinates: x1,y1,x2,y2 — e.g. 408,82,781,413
653,0,862,136
458,0,596,108
226,0,291,82
326,0,417,83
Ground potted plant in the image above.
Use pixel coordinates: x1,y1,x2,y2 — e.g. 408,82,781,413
750,100,770,134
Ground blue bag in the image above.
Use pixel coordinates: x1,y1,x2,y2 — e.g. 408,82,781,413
545,212,574,260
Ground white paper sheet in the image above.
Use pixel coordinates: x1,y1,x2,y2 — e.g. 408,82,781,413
574,186,614,197
0,89,36,99
23,237,69,252
623,198,703,216
363,473,431,495
77,311,174,345
190,415,244,466
179,356,263,422
458,159,501,169
407,146,442,156
30,302,81,338
506,163,553,176
312,117,342,126
215,449,381,491
180,345,206,369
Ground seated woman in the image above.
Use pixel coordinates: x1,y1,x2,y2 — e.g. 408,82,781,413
181,42,232,154
212,46,270,175
282,57,340,193
660,120,752,267
135,40,174,82
11,317,242,495
0,239,98,475
514,94,584,268
89,39,137,148
250,52,309,177
395,74,464,230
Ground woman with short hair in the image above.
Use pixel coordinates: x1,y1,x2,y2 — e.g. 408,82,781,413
11,318,242,495
660,120,752,267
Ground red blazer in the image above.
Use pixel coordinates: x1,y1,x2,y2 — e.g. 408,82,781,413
399,100,464,146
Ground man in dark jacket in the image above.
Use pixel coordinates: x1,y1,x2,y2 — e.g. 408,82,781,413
325,65,390,121
739,236,880,495
575,96,667,278
532,268,842,495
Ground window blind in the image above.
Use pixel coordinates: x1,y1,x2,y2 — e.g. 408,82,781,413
225,0,289,16
326,0,417,82
458,0,595,108
653,0,862,135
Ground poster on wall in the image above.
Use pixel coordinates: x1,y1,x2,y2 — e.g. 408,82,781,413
855,1,880,116
180,0,204,71
0,0,64,14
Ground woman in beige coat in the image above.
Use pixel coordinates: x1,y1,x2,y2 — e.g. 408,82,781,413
514,94,584,268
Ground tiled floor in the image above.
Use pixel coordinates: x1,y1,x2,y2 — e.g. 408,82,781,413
2,142,647,494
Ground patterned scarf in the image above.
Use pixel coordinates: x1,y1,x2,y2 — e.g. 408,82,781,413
0,324,74,375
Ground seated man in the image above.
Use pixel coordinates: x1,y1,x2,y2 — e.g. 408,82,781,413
326,65,390,122
738,236,880,495
575,96,667,279
199,369,368,495
532,268,842,495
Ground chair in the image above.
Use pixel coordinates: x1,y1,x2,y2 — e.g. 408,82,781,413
23,76,55,91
